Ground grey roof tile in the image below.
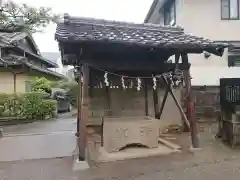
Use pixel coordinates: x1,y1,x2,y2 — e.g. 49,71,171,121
0,31,58,68
55,14,229,55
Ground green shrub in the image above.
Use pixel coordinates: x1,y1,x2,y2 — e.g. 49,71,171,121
67,83,78,108
39,99,57,119
0,93,9,106
0,105,4,116
30,77,52,93
0,93,21,117
0,92,57,121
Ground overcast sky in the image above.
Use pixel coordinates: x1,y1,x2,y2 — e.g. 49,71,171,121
11,0,153,53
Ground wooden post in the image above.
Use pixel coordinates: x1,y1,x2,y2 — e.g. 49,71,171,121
13,73,16,93
78,64,89,161
76,66,82,138
181,53,199,148
105,86,112,116
144,80,149,116
153,85,159,119
101,117,104,147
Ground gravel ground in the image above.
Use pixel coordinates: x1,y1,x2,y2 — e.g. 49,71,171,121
1,123,240,180
0,152,240,180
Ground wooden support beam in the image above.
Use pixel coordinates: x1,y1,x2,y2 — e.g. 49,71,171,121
78,64,89,161
181,53,199,148
144,80,149,116
153,87,160,119
182,73,190,132
162,75,190,129
158,53,181,120
158,80,169,119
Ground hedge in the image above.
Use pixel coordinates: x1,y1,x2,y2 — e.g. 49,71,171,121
0,92,57,121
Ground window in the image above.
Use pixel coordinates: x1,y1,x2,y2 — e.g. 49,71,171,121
25,81,32,92
228,55,240,66
164,0,176,25
221,0,240,19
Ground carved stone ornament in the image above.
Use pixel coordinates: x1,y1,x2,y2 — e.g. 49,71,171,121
103,117,159,152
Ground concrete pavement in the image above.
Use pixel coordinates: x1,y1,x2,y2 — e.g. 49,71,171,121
0,131,76,162
0,117,77,162
2,114,77,136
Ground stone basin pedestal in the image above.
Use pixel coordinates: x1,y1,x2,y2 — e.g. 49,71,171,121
103,116,159,153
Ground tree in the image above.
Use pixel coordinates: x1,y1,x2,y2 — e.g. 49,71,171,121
0,1,59,32
30,77,52,94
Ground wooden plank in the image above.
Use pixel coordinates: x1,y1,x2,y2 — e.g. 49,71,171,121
158,137,181,150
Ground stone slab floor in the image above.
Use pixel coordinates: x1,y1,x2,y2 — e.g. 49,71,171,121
1,123,240,180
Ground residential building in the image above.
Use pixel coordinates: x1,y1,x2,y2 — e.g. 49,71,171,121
145,0,240,86
0,29,65,93
144,0,240,117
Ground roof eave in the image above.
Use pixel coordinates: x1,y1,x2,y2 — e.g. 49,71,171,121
16,46,59,68
55,14,230,63
24,62,66,79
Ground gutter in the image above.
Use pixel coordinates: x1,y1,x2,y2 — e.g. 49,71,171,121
24,62,66,79
144,0,159,23
144,0,170,23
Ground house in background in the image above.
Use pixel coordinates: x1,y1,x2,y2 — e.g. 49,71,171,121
0,29,66,93
144,0,240,117
145,0,240,86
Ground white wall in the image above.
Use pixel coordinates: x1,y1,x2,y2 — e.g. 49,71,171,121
147,0,234,66
146,0,240,85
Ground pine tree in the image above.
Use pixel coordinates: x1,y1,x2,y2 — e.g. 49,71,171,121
0,1,59,32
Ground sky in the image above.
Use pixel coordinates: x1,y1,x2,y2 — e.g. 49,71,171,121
11,0,154,53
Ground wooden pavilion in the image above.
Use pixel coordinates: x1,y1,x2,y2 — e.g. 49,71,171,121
55,14,229,161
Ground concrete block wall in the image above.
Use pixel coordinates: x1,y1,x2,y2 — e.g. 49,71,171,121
192,86,220,119
88,87,182,127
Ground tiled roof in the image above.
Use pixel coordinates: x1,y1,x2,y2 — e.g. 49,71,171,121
0,54,66,79
55,14,229,56
0,31,58,68
0,32,19,47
